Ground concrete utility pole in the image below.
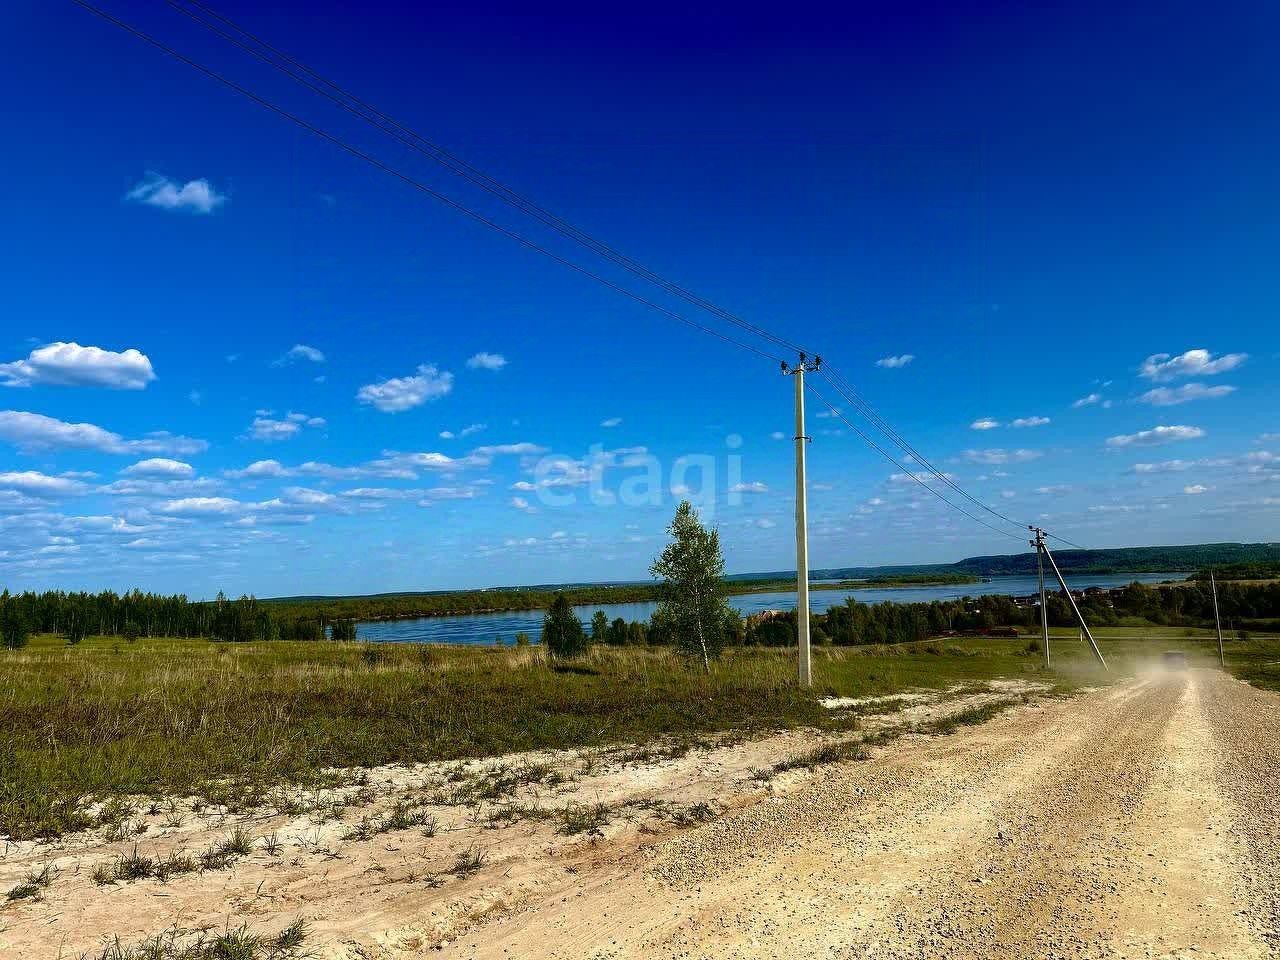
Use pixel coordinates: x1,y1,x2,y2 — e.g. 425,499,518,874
1211,568,1225,668
1033,534,1050,668
783,353,821,687
1031,527,1108,670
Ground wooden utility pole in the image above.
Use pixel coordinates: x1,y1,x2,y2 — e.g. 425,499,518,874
1034,534,1050,668
1211,568,1225,668
1031,527,1107,669
783,353,821,687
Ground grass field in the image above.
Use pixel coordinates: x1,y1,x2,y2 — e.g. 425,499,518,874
3,629,1276,841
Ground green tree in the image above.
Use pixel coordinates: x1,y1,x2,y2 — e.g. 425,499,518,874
331,620,357,642
542,593,588,659
590,610,609,645
63,600,89,645
649,500,733,671
1,599,30,650
607,617,629,646
515,631,531,647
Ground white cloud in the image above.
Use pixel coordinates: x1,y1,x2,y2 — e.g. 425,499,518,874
1106,425,1205,448
221,443,539,485
126,173,225,214
470,442,547,460
1138,383,1236,406
970,418,1000,431
890,470,955,485
1132,459,1194,473
246,413,325,442
755,518,777,529
279,486,342,509
0,342,156,390
1140,348,1247,382
440,423,485,440
340,487,418,500
0,410,207,456
1072,393,1103,408
1130,452,1275,477
276,344,326,365
875,354,915,369
419,486,482,502
0,471,89,498
511,495,537,513
121,458,194,478
466,352,507,371
357,364,453,412
1011,416,1050,428
770,431,786,440
1036,484,1072,495
729,481,769,494
600,417,622,428
1184,484,1209,495
224,459,289,480
961,448,1042,465
158,497,242,516
101,477,220,498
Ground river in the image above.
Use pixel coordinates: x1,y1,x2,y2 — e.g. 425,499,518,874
352,572,1186,646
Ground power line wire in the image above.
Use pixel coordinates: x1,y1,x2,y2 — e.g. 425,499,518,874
78,0,1085,551
163,0,812,359
805,380,1027,544
70,0,786,365
817,365,1086,548
819,364,1028,531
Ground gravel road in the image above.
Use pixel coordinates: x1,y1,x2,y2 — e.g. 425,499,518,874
6,668,1276,959
460,668,1280,959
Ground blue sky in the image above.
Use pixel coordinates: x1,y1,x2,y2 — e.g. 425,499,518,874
1,0,1277,596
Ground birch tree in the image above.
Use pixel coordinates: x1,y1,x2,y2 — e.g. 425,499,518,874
650,501,733,671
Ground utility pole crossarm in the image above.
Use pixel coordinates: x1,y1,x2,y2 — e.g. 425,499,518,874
783,353,821,687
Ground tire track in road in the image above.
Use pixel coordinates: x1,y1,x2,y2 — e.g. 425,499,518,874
460,673,1273,960
833,675,1190,960
1200,669,1280,954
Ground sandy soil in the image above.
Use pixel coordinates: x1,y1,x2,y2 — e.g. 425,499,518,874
3,670,1278,959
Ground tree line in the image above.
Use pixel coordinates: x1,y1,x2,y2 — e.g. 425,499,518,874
6,528,1280,653
0,589,333,649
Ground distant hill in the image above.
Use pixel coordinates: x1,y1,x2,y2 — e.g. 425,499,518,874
948,542,1280,576
263,543,1280,608
796,542,1280,581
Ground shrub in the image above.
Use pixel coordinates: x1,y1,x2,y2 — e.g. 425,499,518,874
542,593,588,659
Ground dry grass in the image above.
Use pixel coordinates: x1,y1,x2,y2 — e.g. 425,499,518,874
7,630,1248,841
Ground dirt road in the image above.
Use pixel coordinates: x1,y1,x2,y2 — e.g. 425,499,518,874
456,668,1280,959
4,668,1278,958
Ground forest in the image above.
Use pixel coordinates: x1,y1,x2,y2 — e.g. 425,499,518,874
1188,560,1280,582
4,576,1279,650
